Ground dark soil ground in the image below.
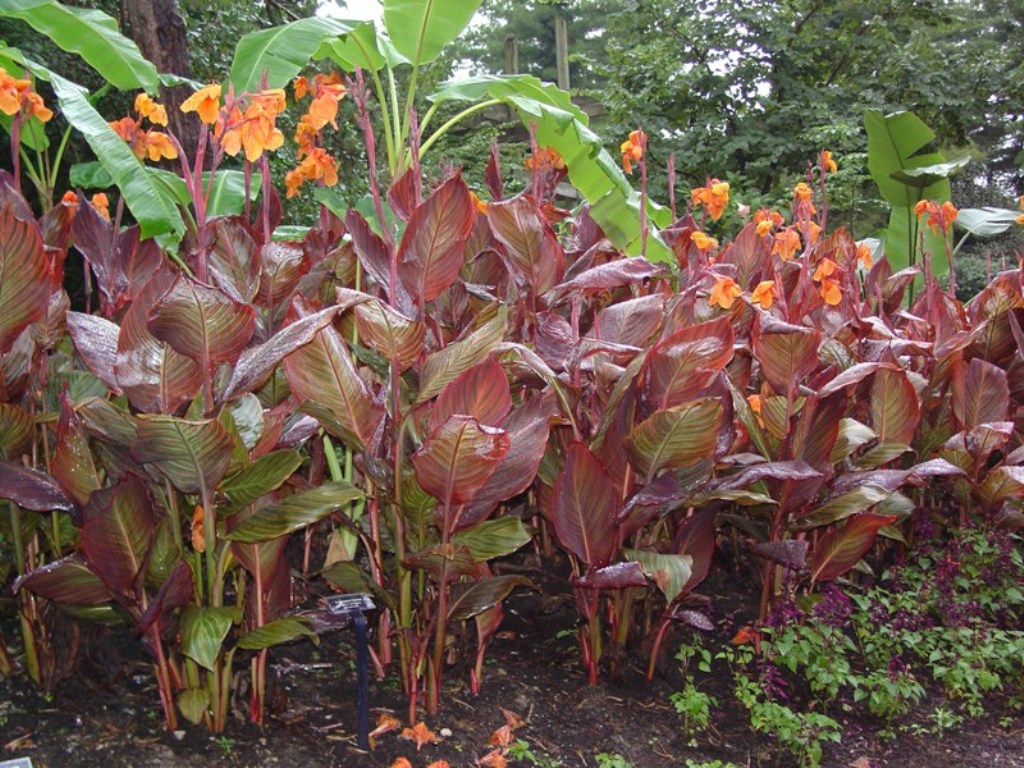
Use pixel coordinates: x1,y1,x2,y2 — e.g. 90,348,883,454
2,562,1023,768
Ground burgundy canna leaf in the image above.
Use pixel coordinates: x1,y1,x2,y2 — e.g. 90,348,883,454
0,403,33,459
412,415,510,516
752,313,822,396
642,318,734,411
810,513,898,583
81,475,155,598
546,257,661,303
132,415,234,494
259,241,309,311
66,312,122,394
572,561,647,590
484,142,503,201
487,194,564,296
430,355,512,432
206,217,261,304
552,442,620,568
147,273,256,369
672,508,716,594
398,174,476,307
387,167,420,222
951,356,1010,430
220,303,343,403
136,560,193,633
51,396,102,508
115,272,203,414
625,399,724,483
0,209,50,354
0,460,77,513
13,554,111,605
350,293,425,372
870,367,920,445
116,226,163,304
752,540,809,570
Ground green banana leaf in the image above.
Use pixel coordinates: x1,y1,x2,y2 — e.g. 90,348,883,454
0,0,158,91
383,0,482,67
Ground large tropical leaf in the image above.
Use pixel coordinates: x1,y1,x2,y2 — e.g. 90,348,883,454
0,403,33,459
351,294,424,372
411,415,510,513
397,174,476,307
229,17,355,92
951,357,1009,430
552,441,619,568
417,304,507,402
448,574,529,623
218,449,302,514
810,513,898,583
626,550,693,605
282,304,384,453
131,416,234,494
0,0,158,90
314,21,385,72
13,554,110,605
147,274,256,370
592,294,666,347
752,314,822,396
430,355,511,432
865,110,951,209
383,0,482,66
224,481,363,542
0,460,76,512
237,617,316,650
51,399,101,507
451,516,531,562
642,318,734,410
871,367,919,445
180,606,237,671
66,312,121,394
80,475,154,597
115,274,203,414
429,74,581,117
487,195,564,295
206,217,260,304
49,72,184,240
624,399,723,483
0,209,50,354
798,484,892,529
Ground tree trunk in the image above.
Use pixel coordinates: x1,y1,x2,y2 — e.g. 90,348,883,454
123,0,199,152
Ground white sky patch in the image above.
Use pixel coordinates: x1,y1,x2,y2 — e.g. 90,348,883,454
318,0,383,22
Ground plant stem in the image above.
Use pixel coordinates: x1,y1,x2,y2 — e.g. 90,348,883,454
418,99,502,160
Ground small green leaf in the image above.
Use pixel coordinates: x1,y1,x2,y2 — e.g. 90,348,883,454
218,449,303,514
180,606,239,671
452,517,531,562
224,481,363,542
237,617,317,650
177,686,210,725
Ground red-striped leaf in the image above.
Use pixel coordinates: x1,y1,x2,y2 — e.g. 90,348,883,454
411,416,510,514
752,314,822,396
430,355,511,432
673,508,716,595
0,403,33,459
81,476,155,597
593,294,666,347
0,460,76,513
951,357,1009,429
871,367,920,445
115,273,203,413
625,399,723,483
13,554,111,605
776,393,845,513
0,209,50,353
811,513,898,583
417,304,507,402
258,241,309,311
147,274,256,369
66,312,122,394
552,442,619,568
351,293,424,372
51,397,102,507
132,416,234,494
642,318,734,410
282,303,384,453
572,561,647,590
487,195,564,295
548,257,661,302
397,174,476,306
206,217,261,304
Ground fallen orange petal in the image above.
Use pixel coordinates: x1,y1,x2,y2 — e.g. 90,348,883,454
732,625,759,645
400,721,441,751
370,713,401,739
477,750,509,768
489,724,513,748
500,707,524,730
390,758,413,768
427,762,452,768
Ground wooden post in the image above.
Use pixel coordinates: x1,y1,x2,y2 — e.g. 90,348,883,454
503,34,519,75
555,14,570,90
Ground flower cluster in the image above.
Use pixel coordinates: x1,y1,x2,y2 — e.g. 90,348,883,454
108,93,178,162
620,129,645,174
691,178,730,221
0,66,52,123
913,199,958,235
287,72,346,197
524,145,565,172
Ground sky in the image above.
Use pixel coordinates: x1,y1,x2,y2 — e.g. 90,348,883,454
318,0,384,21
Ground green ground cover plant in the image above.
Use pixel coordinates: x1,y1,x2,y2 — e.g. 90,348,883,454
0,2,1022,763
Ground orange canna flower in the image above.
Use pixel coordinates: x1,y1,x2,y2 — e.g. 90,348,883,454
751,280,775,310
191,505,207,552
794,182,813,203
732,625,759,645
792,181,816,217
60,190,78,209
812,257,837,282
821,149,837,174
307,92,339,131
690,231,718,251
709,275,742,310
802,220,821,245
0,68,53,122
524,145,565,172
820,277,842,306
620,129,645,174
691,179,731,221
293,75,310,100
285,147,339,198
914,199,958,235
218,90,286,162
134,93,168,126
756,219,774,237
23,91,52,122
108,116,136,143
469,190,488,214
856,242,873,270
399,722,441,751
144,131,178,161
90,193,111,221
771,227,801,261
1016,213,1024,226
180,83,222,124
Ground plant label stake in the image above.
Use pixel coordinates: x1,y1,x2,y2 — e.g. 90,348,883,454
324,593,375,749
0,759,33,768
